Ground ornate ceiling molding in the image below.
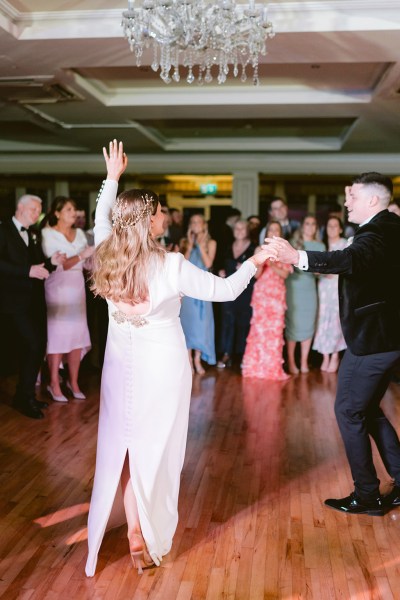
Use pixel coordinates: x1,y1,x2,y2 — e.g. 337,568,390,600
1,1,400,40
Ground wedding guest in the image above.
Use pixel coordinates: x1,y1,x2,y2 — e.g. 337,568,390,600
169,208,184,245
179,214,217,374
85,140,275,576
157,205,178,251
217,220,256,368
313,216,347,372
242,221,293,380
42,196,94,402
259,196,300,244
247,214,261,244
75,207,87,230
225,208,242,229
285,215,325,374
0,194,65,419
319,203,343,240
212,208,241,271
265,172,400,516
75,206,94,246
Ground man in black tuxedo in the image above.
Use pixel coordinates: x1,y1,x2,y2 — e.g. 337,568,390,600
0,194,65,419
266,172,400,516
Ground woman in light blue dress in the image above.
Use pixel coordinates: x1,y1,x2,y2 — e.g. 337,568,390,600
285,215,325,374
179,214,217,374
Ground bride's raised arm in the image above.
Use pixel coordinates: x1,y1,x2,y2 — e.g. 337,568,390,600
94,140,128,247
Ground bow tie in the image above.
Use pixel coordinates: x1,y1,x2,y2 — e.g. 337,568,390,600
20,226,28,232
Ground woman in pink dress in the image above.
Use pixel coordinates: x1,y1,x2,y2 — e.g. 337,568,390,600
42,197,95,402
242,221,293,380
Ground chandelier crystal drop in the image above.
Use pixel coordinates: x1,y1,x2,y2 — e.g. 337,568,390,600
122,0,274,86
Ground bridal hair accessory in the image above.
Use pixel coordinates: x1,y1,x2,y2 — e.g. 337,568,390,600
112,194,153,229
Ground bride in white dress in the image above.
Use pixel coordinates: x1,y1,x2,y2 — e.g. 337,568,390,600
85,140,276,577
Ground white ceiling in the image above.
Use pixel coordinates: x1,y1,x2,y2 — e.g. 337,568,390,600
0,0,400,175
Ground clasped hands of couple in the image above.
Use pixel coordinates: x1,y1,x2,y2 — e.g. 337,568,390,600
260,236,298,266
250,236,297,268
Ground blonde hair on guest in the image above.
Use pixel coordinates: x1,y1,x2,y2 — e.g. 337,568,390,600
179,213,212,255
91,188,165,305
290,214,321,250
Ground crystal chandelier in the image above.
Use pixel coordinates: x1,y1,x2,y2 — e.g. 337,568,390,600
121,0,274,85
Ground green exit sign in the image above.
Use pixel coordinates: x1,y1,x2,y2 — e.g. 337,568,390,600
200,183,218,195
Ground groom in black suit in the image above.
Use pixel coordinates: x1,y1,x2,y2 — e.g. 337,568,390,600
266,172,400,515
0,194,65,419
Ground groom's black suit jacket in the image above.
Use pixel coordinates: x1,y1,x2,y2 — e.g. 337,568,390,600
0,219,53,314
306,209,400,356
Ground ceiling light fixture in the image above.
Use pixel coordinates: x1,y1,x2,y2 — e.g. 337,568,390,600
122,0,274,86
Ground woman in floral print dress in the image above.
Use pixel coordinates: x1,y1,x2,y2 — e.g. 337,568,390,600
312,216,347,372
242,221,293,380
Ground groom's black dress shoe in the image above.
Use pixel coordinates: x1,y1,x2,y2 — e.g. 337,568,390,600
14,393,48,411
34,399,49,409
382,485,400,508
324,492,384,516
13,398,45,420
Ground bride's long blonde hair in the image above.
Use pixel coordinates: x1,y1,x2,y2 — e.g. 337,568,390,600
91,188,165,304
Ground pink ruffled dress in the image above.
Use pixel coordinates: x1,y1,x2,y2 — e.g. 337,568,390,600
242,261,292,380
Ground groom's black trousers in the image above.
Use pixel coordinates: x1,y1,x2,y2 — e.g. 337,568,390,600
335,348,400,500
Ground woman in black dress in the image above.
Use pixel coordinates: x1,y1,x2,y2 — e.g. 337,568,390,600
216,220,256,368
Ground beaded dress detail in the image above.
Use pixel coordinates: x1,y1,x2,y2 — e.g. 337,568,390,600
111,310,149,328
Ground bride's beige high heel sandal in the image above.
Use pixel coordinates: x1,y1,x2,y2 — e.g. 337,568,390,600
130,549,145,575
129,533,154,574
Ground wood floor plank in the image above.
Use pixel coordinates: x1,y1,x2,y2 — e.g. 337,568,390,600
1,368,400,599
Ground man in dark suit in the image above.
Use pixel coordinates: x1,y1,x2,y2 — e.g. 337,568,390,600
258,196,300,244
266,172,400,516
0,194,65,419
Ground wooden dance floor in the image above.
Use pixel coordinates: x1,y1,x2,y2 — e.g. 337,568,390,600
1,367,400,600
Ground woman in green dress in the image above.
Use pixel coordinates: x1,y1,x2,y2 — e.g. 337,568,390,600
285,215,325,374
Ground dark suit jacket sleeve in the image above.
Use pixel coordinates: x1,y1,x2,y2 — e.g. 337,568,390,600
43,256,56,272
306,229,384,275
0,226,30,279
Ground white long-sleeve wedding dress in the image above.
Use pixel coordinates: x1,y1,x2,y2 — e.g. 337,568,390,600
85,179,257,576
